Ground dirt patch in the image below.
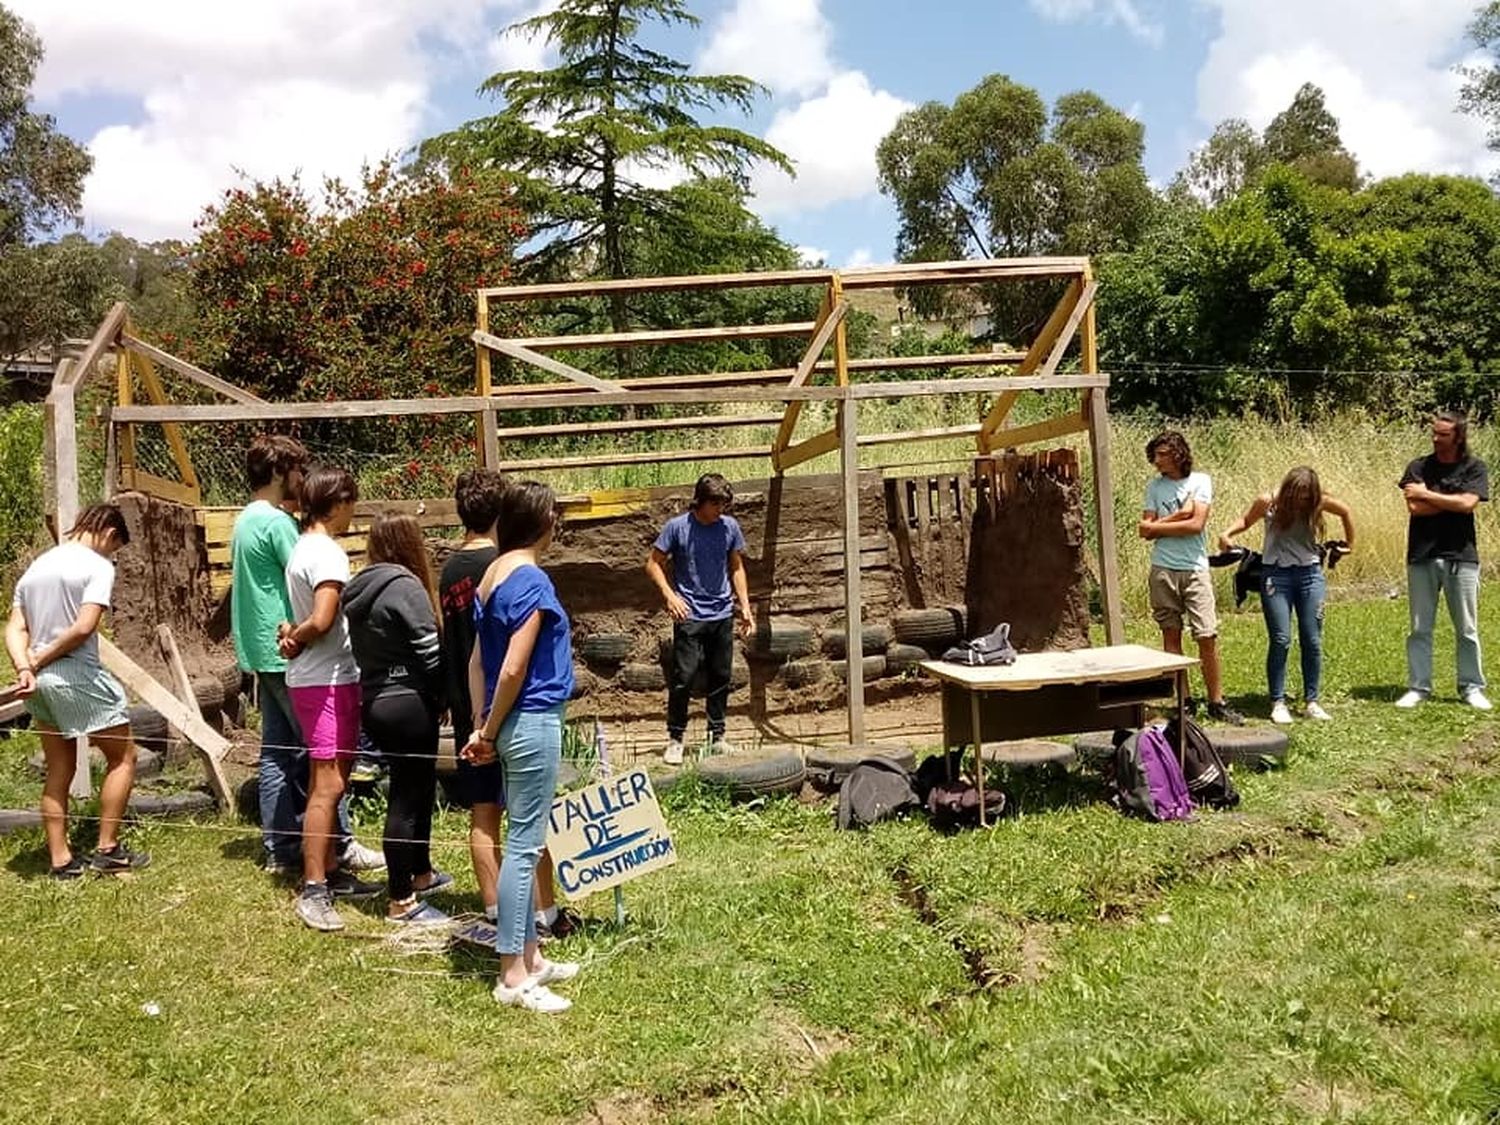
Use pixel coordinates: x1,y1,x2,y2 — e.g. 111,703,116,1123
890,862,1003,995
1284,1079,1374,1119
583,1093,662,1125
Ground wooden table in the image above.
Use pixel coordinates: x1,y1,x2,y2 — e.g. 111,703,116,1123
920,644,1199,825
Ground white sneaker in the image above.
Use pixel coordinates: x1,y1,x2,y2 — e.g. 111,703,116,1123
663,739,684,766
340,840,386,872
708,736,738,756
1305,701,1332,721
1270,701,1294,725
1464,689,1493,712
1395,690,1427,709
529,959,581,986
493,979,571,1013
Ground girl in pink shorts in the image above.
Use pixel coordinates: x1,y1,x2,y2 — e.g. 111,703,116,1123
278,466,360,932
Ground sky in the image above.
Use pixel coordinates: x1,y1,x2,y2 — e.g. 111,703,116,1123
10,0,1499,267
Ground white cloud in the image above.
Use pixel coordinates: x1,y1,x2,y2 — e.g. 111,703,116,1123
8,0,522,239
1195,0,1499,181
698,0,834,97
795,244,828,265
751,71,911,215
1027,0,1164,46
487,0,562,73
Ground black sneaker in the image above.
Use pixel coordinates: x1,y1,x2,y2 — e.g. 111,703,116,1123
49,855,87,880
327,867,382,899
1206,701,1246,727
90,843,152,874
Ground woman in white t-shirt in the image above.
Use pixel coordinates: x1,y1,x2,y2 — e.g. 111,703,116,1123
276,467,361,932
5,504,151,879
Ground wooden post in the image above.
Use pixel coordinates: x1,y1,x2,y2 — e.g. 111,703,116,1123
46,378,79,538
837,392,865,743
481,405,500,473
475,291,492,466
1086,388,1124,644
116,345,136,490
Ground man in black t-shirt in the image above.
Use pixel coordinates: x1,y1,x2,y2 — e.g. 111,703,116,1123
1396,410,1491,710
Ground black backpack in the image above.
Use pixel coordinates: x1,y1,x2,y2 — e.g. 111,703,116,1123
836,756,922,830
913,750,1007,830
1165,716,1240,810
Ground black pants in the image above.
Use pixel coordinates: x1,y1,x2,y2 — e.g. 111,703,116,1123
363,687,438,900
668,617,734,740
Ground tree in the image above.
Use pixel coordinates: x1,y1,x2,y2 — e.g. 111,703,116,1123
1461,2,1500,166
1172,119,1265,206
1262,82,1359,190
420,0,791,344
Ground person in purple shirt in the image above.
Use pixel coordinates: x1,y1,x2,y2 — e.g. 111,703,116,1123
645,473,754,765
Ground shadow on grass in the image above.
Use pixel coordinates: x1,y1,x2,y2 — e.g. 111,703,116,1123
1351,683,1408,703
4,840,51,880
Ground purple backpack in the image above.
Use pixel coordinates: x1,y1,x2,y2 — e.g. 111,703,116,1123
1110,724,1194,821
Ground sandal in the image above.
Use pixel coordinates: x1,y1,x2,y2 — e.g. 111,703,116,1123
413,869,454,899
389,900,452,927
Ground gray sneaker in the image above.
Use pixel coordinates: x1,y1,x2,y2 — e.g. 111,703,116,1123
338,840,386,871
295,883,344,932
708,736,738,756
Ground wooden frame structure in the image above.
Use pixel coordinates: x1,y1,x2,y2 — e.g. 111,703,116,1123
57,257,1122,748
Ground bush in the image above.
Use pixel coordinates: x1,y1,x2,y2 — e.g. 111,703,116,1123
0,403,44,580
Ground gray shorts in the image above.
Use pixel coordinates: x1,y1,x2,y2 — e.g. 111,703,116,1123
1148,566,1219,638
26,654,130,737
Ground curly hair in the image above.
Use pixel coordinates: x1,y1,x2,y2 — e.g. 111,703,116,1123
1145,430,1193,476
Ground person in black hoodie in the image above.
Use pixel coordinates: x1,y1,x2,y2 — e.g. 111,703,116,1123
343,514,453,924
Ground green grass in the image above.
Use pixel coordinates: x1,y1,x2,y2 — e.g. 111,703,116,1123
2,591,1500,1122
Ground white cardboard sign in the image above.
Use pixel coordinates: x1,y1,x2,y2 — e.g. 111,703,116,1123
547,769,677,899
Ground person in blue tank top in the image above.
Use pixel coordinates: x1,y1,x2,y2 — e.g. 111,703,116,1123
462,481,580,1014
645,473,754,765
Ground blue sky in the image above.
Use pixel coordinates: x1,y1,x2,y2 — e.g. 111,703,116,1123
12,0,1497,265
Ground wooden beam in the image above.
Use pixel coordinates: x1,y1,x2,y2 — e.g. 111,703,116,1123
979,277,1083,444
116,347,136,489
44,381,78,536
857,423,983,447
837,396,865,744
772,299,848,468
112,374,1109,423
985,410,1089,450
494,445,774,474
1080,261,1100,375
480,407,500,470
120,335,265,405
480,268,836,301
775,428,839,471
99,636,231,808
495,412,783,440
119,469,202,506
156,624,198,715
1086,388,1124,644
62,301,128,389
132,349,202,498
472,331,617,392
514,322,818,351
1037,280,1098,381
831,275,850,387
475,292,492,395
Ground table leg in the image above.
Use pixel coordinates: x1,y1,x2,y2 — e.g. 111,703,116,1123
1175,669,1188,767
970,690,987,828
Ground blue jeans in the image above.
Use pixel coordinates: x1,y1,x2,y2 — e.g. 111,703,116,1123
1261,564,1326,703
1406,560,1485,695
494,705,562,956
256,672,353,867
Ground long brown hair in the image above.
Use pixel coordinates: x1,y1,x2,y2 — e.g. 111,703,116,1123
1270,466,1323,537
367,514,437,618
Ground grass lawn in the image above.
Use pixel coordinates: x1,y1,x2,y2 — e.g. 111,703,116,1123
2,592,1500,1124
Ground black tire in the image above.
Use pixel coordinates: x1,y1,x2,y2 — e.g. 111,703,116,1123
1208,724,1289,769
892,607,966,647
823,623,895,659
192,677,225,717
644,766,684,796
980,739,1075,767
697,747,806,800
579,633,634,665
128,789,218,819
751,622,816,660
617,663,666,693
1073,730,1123,764
834,655,887,682
218,663,247,701
804,744,917,791
884,644,928,675
570,668,600,700
128,704,170,753
780,659,830,688
0,808,42,836
236,774,261,823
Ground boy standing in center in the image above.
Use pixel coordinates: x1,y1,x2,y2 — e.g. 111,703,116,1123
1138,430,1244,726
645,473,754,765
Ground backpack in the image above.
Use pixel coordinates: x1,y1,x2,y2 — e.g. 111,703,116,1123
1109,724,1194,821
1165,716,1240,810
836,756,922,830
912,750,1007,831
941,622,1018,667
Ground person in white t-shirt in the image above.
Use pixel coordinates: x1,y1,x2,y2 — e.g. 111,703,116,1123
5,504,151,878
277,467,362,932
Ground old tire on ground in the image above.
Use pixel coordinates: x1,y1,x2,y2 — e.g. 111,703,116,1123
218,663,247,701
192,677,225,717
823,623,895,659
751,622,816,660
884,643,928,675
892,607,966,648
128,704,170,754
0,808,42,836
578,632,634,666
570,668,600,700
1073,730,1122,764
645,766,683,796
617,663,666,693
128,789,217,819
1207,724,1289,769
980,739,1075,768
780,659,830,689
28,747,164,780
804,744,918,791
697,747,806,800
834,654,887,682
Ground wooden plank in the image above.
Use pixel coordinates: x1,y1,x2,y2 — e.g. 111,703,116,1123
113,375,1110,423
1086,388,1124,644
775,428,839,471
480,407,499,470
473,331,617,392
985,410,1089,450
480,268,836,301
1036,280,1098,381
979,278,1083,442
156,624,198,713
46,382,78,536
838,396,865,744
495,412,783,440
120,335,265,405
920,645,1194,691
512,322,819,351
772,298,848,466
1080,262,1099,374
858,423,983,447
62,301,127,389
831,275,850,387
202,495,654,539
120,468,202,506
475,292,492,395
116,348,136,487
69,735,90,800
99,636,231,807
132,349,202,497
496,445,773,473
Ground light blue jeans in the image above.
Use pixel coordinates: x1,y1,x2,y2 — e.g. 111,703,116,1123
495,704,562,956
255,672,353,867
1406,559,1485,695
1261,564,1326,703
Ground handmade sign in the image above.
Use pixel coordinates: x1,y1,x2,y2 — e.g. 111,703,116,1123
547,768,676,899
